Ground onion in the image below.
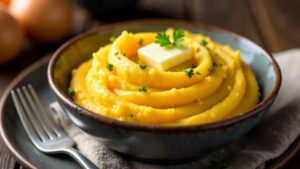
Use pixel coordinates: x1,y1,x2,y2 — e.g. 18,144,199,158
9,0,72,42
0,0,10,6
0,5,24,64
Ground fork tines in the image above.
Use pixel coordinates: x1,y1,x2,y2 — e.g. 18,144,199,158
11,84,62,142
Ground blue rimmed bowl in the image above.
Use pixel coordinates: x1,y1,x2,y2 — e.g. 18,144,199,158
48,19,281,162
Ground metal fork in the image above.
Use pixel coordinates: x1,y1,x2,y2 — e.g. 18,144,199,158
11,84,98,169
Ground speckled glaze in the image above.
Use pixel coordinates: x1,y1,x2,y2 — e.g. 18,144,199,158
48,19,281,162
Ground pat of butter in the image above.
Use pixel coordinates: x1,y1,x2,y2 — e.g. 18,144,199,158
138,43,192,71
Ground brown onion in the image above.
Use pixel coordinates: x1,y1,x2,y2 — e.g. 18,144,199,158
10,0,72,42
0,5,24,64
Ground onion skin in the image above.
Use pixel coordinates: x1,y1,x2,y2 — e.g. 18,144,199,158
9,0,72,42
0,5,24,64
0,0,10,6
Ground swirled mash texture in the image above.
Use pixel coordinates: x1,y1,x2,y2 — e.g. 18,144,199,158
70,29,260,126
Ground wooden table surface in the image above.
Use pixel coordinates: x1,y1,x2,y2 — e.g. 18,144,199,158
1,0,300,168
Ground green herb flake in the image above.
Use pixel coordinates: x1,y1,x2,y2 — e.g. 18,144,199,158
184,68,194,78
173,29,185,47
197,48,200,52
139,64,147,70
155,29,185,47
114,52,119,56
195,70,201,75
68,87,75,97
200,39,208,47
110,36,116,43
139,39,144,46
214,63,223,67
155,32,171,47
208,65,214,73
106,64,113,71
213,62,219,67
133,59,138,63
208,160,230,169
139,86,148,92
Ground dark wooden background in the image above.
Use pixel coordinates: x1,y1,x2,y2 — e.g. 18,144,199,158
0,0,300,168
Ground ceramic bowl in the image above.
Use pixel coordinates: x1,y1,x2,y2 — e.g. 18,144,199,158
48,19,281,162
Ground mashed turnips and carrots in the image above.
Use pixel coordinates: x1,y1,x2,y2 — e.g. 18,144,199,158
69,29,260,126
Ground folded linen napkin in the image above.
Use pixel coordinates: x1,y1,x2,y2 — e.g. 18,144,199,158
50,49,300,169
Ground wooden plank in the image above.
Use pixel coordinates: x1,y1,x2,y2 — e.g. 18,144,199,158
282,153,300,169
185,0,265,47
0,140,16,169
0,74,17,169
248,0,300,52
138,0,187,19
140,0,266,47
0,51,38,169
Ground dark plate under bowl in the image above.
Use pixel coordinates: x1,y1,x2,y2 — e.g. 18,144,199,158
48,19,281,162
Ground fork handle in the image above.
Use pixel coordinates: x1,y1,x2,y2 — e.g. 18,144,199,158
63,147,98,169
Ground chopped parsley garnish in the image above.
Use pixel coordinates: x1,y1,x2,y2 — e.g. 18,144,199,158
208,65,214,73
213,62,223,67
139,86,147,92
133,59,138,63
114,52,119,56
110,36,116,43
122,52,126,57
197,48,200,52
139,38,144,46
155,32,170,47
173,29,185,47
68,87,75,97
200,39,208,47
155,29,185,47
184,68,194,78
195,70,201,75
106,63,113,71
139,64,147,70
208,160,230,169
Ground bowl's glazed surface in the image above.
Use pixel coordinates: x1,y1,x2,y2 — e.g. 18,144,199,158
48,19,281,162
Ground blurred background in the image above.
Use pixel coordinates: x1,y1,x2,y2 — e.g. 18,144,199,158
1,0,300,73
0,0,300,168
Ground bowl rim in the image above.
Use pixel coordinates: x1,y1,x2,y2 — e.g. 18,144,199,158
48,19,282,132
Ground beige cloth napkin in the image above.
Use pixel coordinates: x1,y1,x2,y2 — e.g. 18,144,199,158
50,49,300,169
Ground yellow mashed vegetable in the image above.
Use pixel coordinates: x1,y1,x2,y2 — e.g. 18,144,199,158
70,29,260,126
